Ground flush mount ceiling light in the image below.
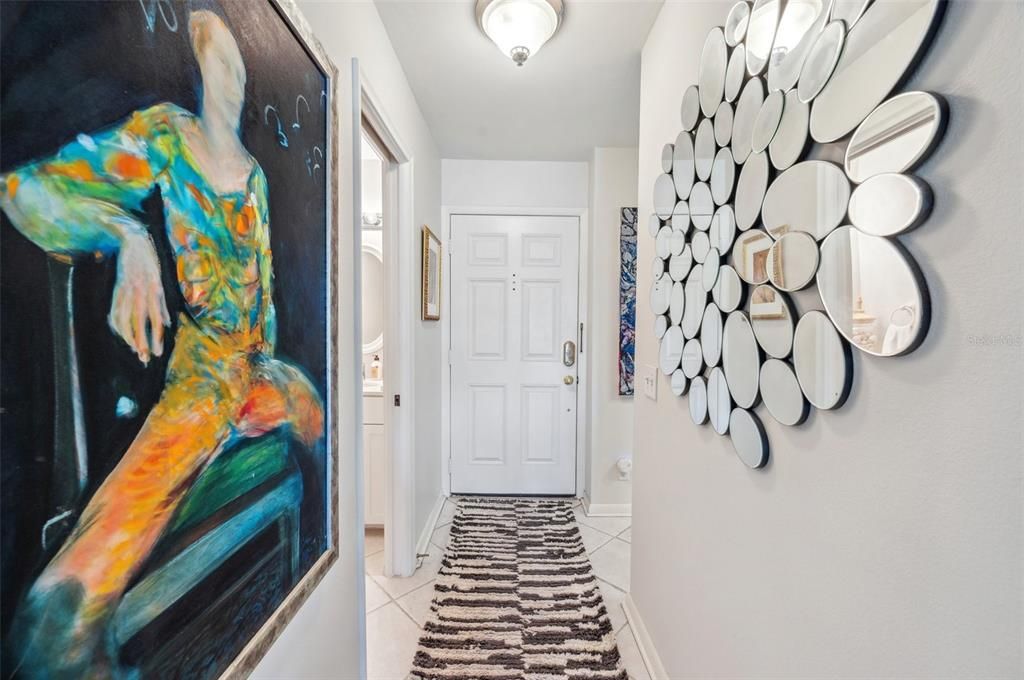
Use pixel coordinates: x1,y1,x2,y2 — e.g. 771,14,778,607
477,0,564,67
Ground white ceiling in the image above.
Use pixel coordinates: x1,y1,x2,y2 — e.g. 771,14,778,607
374,0,664,161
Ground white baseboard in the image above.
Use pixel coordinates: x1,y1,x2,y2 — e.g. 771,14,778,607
583,495,632,517
415,493,447,557
622,594,667,680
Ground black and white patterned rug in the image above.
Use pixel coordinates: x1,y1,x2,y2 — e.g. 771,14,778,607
411,497,627,680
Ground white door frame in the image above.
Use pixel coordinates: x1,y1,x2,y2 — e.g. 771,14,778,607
358,69,417,577
440,206,591,498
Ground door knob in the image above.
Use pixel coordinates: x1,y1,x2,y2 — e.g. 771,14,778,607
563,375,575,385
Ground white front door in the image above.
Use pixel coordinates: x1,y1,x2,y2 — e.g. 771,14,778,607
449,214,580,495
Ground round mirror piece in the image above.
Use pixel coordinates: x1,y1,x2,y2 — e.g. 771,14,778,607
793,309,852,408
669,227,687,256
760,359,809,426
725,44,747,103
731,230,773,284
673,131,696,199
695,119,716,181
691,231,711,264
809,0,944,143
710,205,737,253
689,376,709,425
713,265,744,313
648,213,663,238
710,148,736,206
729,408,769,468
732,77,765,163
749,284,795,358
701,303,724,366
690,183,714,231
769,90,809,171
707,367,732,435
654,314,669,339
761,161,850,240
751,90,784,154
660,325,685,376
725,1,751,46
831,0,871,28
797,20,845,104
715,102,734,146
723,311,761,408
671,369,689,396
845,92,946,183
681,338,705,379
671,200,691,234
702,248,721,291
681,85,701,132
848,173,932,236
735,151,770,231
655,225,672,259
669,246,693,282
699,27,728,117
818,226,929,356
660,143,674,173
650,273,671,315
767,0,830,93
669,281,685,325
654,173,676,219
746,0,782,76
767,231,819,291
652,255,665,279
681,268,707,338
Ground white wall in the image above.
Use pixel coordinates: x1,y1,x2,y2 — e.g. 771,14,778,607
442,159,589,210
630,2,1023,678
586,148,638,511
252,2,442,677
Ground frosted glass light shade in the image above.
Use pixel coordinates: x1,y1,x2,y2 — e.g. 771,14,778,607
478,0,563,66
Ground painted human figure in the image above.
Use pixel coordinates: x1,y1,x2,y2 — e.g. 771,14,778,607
0,11,323,677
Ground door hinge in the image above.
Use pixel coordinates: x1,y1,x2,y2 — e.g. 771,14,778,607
394,394,401,407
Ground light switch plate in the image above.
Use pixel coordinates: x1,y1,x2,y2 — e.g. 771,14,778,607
639,364,658,401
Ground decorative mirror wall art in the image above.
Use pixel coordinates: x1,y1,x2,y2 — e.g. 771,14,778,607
648,0,947,469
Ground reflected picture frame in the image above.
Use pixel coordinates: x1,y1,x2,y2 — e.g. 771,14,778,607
422,225,442,321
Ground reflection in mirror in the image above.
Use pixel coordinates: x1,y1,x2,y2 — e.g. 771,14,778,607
713,264,745,313
725,44,747,103
768,231,819,291
655,225,672,259
672,200,691,234
669,281,685,325
682,338,705,379
731,230,773,284
769,90,809,171
699,27,728,117
797,20,845,104
751,89,784,154
793,310,852,409
809,0,943,142
670,227,687,256
732,77,765,163
673,131,696,199
845,92,946,183
690,183,715,232
661,143,674,173
689,376,709,425
654,314,669,339
761,161,849,240
701,303,724,366
723,311,761,408
669,246,694,282
660,325,685,375
650,272,671,315
682,268,707,338
767,0,830,92
818,226,929,356
848,173,932,236
708,367,732,435
725,1,752,46
681,85,701,131
671,369,689,396
831,0,871,27
746,0,782,76
735,151,770,230
702,248,721,292
362,244,384,353
695,119,716,181
654,173,676,218
729,408,769,468
652,255,665,279
711,148,736,205
715,102,734,146
710,205,737,253
648,213,663,238
760,358,809,426
691,230,711,264
749,284,795,358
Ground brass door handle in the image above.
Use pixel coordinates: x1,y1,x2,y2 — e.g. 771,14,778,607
563,375,575,385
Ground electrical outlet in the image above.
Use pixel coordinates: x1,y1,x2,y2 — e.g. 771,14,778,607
639,364,658,401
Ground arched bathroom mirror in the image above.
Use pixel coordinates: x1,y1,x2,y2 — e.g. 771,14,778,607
362,240,385,354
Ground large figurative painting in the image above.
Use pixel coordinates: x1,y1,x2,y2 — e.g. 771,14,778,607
0,1,338,677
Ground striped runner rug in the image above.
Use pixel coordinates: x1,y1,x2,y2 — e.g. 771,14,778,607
410,497,627,680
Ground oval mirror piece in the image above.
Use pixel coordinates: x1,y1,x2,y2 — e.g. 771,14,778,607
732,77,765,164
769,90,808,171
715,102,734,147
723,311,761,408
654,173,676,219
669,227,687,256
672,200,691,235
702,248,721,291
689,376,709,425
660,143,674,173
746,0,782,76
760,358,809,426
681,338,705,379
818,226,929,356
710,205,737,253
701,303,724,366
669,281,685,325
845,92,947,183
673,131,695,200
711,148,736,205
725,1,752,46
767,0,830,93
762,161,850,240
713,264,745,313
831,0,871,28
707,367,732,435
671,369,689,396
682,267,707,338
648,213,663,238
809,0,944,143
695,119,716,181
653,255,665,279
749,284,795,358
735,151,770,231
767,231,819,291
691,230,711,263
793,310,852,409
690,183,715,231
731,229,773,284
655,225,672,259
650,273,671,315
848,173,932,236
751,89,784,154
797,20,845,104
660,325,685,375
729,408,769,468
669,246,693,282
699,27,728,117
681,85,701,132
654,314,669,339
725,44,747,103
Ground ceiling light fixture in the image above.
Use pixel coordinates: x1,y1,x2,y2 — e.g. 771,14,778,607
477,0,564,67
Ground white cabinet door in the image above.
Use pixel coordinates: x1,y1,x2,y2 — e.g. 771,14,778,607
449,214,580,495
364,423,386,525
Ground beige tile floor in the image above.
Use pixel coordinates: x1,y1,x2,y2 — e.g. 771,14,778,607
364,499,648,680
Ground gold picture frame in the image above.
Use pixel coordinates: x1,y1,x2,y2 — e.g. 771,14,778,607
422,225,442,321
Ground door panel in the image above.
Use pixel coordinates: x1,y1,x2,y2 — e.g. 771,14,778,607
450,214,579,495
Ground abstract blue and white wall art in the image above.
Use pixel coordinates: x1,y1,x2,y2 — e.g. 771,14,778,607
618,207,637,396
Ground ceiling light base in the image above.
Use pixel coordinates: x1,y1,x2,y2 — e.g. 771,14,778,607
477,0,564,67
511,46,530,66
